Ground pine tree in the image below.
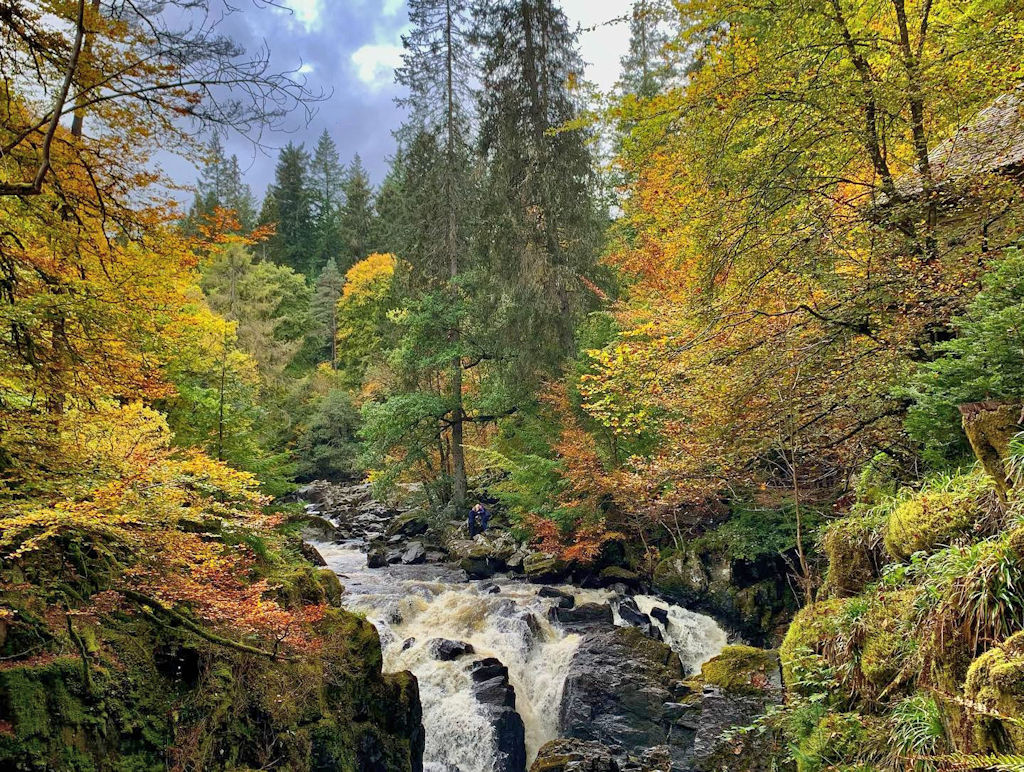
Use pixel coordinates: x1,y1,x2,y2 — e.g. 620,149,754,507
476,0,603,365
308,258,345,367
337,155,376,269
261,142,314,276
619,0,676,99
385,0,477,510
309,130,345,275
185,135,258,233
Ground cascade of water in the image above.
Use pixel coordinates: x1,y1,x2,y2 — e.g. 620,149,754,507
315,540,728,772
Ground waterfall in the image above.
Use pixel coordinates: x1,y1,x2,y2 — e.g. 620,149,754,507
314,540,727,771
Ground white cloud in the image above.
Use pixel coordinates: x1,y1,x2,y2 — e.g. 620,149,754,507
561,0,632,92
351,43,404,90
280,0,322,31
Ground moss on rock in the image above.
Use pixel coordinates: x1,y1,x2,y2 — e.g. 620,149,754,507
859,589,918,693
796,713,879,772
820,511,886,598
701,645,780,696
964,631,1024,754
883,470,996,561
0,580,421,771
780,598,862,691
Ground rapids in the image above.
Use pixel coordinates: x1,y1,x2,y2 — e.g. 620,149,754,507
314,540,728,772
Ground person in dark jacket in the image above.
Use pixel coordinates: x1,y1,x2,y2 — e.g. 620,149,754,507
469,502,490,536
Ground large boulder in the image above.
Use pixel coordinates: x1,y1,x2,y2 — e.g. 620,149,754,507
547,603,614,633
558,626,693,768
401,542,427,565
387,509,430,538
653,546,793,646
538,586,575,609
524,552,569,583
426,638,475,661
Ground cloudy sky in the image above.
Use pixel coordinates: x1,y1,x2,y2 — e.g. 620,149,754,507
180,0,632,196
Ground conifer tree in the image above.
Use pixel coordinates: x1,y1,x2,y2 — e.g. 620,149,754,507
476,0,603,365
619,0,677,99
309,131,345,276
378,0,477,509
261,142,314,276
185,135,258,233
338,155,377,269
308,258,345,367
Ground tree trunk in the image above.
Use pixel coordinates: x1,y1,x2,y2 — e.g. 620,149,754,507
444,0,467,512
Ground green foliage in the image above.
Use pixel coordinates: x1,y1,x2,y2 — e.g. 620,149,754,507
261,141,316,276
905,244,1024,461
295,386,361,481
794,713,878,772
694,501,823,563
820,510,887,599
886,694,949,771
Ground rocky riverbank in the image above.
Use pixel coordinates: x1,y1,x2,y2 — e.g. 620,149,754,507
297,481,783,772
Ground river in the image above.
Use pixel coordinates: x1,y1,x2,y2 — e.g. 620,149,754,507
313,539,728,771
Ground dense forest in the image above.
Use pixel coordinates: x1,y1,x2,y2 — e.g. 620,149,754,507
3,0,1024,770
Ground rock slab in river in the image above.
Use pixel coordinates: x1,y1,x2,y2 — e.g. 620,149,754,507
558,626,693,769
547,602,613,632
426,638,475,661
470,658,527,772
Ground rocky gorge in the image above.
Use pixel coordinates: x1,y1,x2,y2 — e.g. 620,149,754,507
295,481,786,772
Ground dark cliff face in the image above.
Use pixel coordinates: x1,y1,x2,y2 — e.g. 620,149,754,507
0,604,424,771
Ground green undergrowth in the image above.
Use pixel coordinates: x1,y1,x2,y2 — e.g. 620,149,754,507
758,464,1024,770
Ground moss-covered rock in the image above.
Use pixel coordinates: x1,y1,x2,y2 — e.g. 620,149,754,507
598,565,641,587
795,713,878,772
820,511,886,598
653,548,708,605
964,631,1024,754
386,509,430,538
524,552,568,582
701,645,780,696
960,400,1023,501
0,565,422,772
883,470,997,561
859,589,918,693
780,598,862,691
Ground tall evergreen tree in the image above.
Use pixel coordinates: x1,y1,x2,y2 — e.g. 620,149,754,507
338,155,377,269
309,131,345,275
476,0,603,364
185,135,258,233
377,0,477,509
619,0,677,99
308,258,345,367
261,142,315,276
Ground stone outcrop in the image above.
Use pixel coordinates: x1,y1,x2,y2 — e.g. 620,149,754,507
558,627,694,769
530,738,621,771
653,546,794,645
